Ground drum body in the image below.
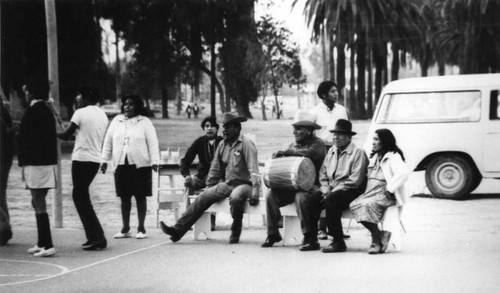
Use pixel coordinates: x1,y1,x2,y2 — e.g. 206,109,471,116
263,156,316,191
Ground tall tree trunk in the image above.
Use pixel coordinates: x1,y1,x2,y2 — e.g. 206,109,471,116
374,45,383,105
391,44,399,81
349,46,355,116
161,86,169,119
367,44,373,117
322,24,328,80
329,33,335,81
115,29,121,102
211,33,217,117
356,33,366,119
337,43,346,92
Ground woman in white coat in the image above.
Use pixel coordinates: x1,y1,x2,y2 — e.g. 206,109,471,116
350,128,410,254
100,95,159,239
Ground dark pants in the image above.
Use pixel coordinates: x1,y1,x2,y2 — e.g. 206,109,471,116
266,188,321,237
0,154,12,232
72,161,105,241
312,189,361,243
174,182,252,237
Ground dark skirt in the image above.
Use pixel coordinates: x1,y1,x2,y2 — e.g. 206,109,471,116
114,164,152,197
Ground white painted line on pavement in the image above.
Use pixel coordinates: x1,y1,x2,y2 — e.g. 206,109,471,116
0,240,171,287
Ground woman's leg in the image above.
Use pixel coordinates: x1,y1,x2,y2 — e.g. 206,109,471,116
120,195,132,233
361,221,382,254
31,189,53,249
135,196,147,234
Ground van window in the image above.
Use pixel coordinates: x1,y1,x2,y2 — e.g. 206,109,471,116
490,90,500,120
376,91,481,123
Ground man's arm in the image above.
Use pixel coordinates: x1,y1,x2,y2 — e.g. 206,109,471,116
205,143,222,187
283,139,325,162
242,138,261,205
57,122,78,141
179,138,200,177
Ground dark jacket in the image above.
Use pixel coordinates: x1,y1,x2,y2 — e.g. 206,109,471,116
179,135,223,179
18,101,57,166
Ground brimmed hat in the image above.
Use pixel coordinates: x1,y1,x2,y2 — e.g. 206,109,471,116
329,119,356,135
292,110,321,130
221,112,247,126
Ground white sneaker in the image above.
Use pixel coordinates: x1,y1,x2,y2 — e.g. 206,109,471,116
136,232,147,239
34,247,56,257
113,231,131,239
27,245,43,254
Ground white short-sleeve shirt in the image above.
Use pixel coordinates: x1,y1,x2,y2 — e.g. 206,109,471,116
309,102,348,146
71,105,109,163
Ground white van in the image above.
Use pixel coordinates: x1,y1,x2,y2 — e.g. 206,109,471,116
366,74,500,199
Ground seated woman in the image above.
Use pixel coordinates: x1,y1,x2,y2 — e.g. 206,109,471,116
350,128,410,254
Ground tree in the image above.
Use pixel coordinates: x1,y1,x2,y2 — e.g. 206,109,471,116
256,13,304,120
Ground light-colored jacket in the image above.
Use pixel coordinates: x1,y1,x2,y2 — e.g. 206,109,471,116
101,114,160,171
375,151,411,206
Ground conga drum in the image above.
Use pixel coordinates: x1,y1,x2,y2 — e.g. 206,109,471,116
262,157,316,191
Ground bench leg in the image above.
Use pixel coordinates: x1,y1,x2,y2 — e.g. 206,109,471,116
193,212,212,240
283,215,302,246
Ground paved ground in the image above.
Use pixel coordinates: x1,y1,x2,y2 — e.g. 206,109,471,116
2,192,500,292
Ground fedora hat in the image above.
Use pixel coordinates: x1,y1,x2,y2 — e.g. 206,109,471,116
292,110,321,130
329,119,356,135
221,112,247,126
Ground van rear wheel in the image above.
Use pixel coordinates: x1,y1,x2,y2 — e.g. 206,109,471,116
425,155,476,200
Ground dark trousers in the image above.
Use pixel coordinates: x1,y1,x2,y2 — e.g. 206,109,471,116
266,188,321,237
320,189,361,243
0,154,12,231
174,182,252,237
72,161,105,241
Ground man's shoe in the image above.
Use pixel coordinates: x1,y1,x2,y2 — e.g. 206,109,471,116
318,230,328,240
380,230,392,253
34,247,56,257
81,240,92,248
160,221,181,242
83,238,107,251
113,231,131,239
229,230,241,244
27,245,43,254
261,234,283,248
0,229,12,246
321,241,347,253
299,241,320,251
368,242,382,254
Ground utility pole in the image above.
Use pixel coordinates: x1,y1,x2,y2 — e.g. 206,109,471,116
45,0,63,228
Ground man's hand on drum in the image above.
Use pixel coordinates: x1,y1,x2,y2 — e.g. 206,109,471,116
184,175,193,188
248,196,259,206
272,150,286,159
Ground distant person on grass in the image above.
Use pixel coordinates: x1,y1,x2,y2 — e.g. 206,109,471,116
161,112,261,244
261,111,326,251
100,95,160,240
58,86,109,250
309,80,348,240
192,103,200,119
18,79,57,257
179,116,223,230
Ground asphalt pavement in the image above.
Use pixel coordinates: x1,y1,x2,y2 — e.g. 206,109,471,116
2,191,500,293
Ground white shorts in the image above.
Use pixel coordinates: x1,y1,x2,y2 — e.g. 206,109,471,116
22,165,57,189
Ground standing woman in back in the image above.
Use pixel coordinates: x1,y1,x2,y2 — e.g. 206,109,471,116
18,79,58,257
350,128,410,254
100,95,159,239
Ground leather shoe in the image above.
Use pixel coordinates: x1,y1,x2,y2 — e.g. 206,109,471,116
81,240,92,248
368,242,382,254
261,234,282,248
299,241,320,251
160,221,181,242
380,230,392,253
321,241,347,253
83,238,107,251
229,230,241,244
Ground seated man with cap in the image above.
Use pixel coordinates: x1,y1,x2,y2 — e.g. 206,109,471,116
261,110,326,251
160,112,261,244
310,119,368,253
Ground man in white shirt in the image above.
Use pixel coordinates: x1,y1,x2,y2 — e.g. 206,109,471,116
58,86,109,251
310,81,348,149
309,81,348,240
